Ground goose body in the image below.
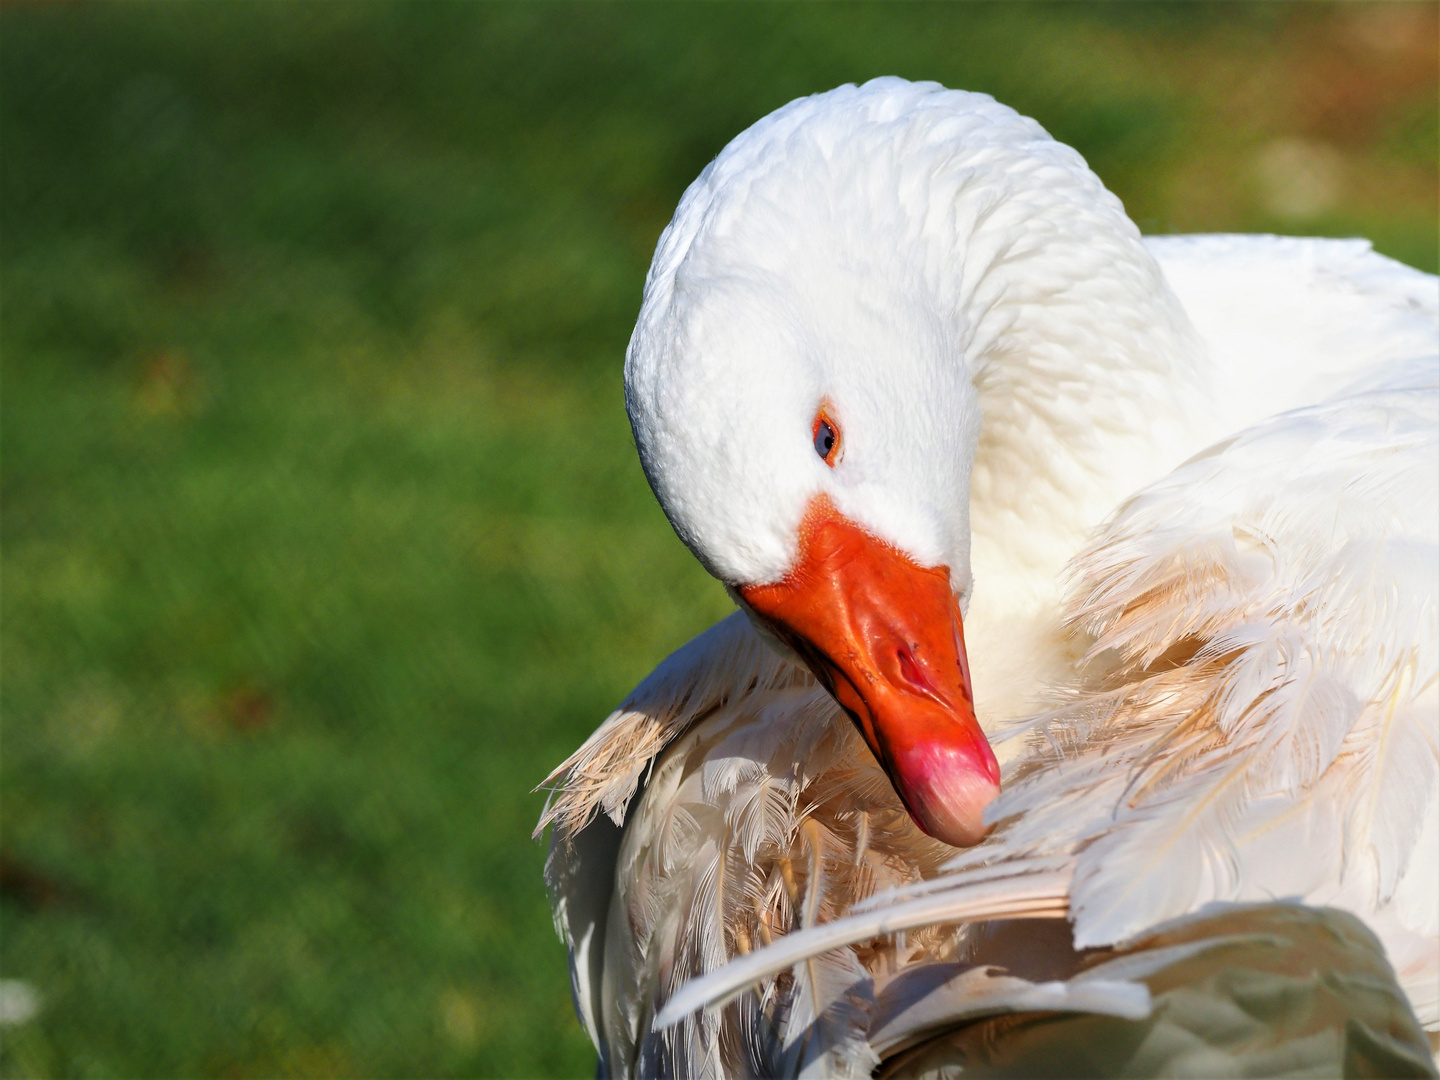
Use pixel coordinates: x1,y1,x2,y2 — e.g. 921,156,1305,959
539,80,1440,1076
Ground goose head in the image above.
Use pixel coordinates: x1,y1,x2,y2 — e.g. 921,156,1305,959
624,79,1201,847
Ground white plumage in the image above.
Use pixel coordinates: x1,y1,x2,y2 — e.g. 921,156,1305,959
539,79,1440,1077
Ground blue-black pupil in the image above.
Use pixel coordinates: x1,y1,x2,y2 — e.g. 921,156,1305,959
814,421,836,459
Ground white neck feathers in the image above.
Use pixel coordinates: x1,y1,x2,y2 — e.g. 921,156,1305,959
628,79,1212,722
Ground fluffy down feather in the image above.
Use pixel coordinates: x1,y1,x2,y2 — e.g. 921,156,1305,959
551,617,962,1078
547,616,1192,1077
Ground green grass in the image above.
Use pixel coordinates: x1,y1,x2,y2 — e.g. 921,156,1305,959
1,4,1434,1077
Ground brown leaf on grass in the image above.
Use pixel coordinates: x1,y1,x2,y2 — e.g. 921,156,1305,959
0,853,70,911
219,685,276,733
135,349,203,417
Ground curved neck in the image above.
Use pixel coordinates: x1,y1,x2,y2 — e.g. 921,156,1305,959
961,205,1208,602
925,143,1211,729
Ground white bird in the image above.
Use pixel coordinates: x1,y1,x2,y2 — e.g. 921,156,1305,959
538,79,1440,1077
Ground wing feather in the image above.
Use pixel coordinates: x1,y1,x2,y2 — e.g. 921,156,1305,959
660,379,1440,1036
536,611,807,840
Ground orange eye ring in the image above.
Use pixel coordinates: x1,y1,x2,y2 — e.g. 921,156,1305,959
812,407,841,467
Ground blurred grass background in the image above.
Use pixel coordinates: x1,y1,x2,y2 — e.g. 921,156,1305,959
0,3,1434,1077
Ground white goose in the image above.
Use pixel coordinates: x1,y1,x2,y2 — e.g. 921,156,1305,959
538,79,1440,1077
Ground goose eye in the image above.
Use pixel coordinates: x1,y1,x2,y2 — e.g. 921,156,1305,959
813,415,840,466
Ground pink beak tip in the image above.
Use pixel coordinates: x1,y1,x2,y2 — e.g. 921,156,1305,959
894,740,1002,848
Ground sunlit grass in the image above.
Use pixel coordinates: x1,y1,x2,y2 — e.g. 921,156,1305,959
1,4,1433,1077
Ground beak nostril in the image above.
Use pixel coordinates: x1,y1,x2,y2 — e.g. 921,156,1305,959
896,647,936,697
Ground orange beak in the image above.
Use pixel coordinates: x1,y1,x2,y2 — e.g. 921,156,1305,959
739,497,1000,847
